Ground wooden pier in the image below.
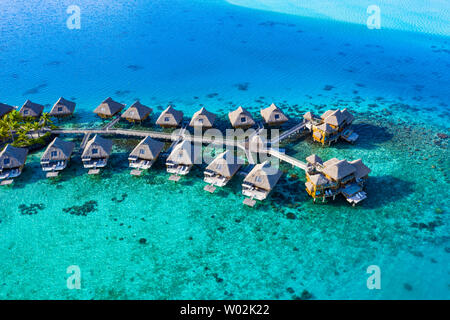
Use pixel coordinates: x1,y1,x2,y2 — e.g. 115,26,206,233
270,121,306,145
48,118,309,172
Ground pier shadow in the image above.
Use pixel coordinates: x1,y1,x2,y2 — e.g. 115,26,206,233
362,175,414,209
335,123,393,150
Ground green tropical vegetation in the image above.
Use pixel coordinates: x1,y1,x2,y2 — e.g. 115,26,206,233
0,110,56,147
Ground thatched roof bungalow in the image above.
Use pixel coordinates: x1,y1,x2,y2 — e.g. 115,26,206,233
121,101,152,122
156,105,183,128
204,150,241,187
166,140,195,175
322,159,356,182
81,135,113,169
129,136,164,170
242,160,282,201
0,144,28,180
260,103,289,126
19,100,44,119
41,137,75,172
0,102,15,118
189,107,216,129
49,97,76,117
305,156,370,205
306,154,323,165
93,97,125,119
228,106,255,129
349,159,371,180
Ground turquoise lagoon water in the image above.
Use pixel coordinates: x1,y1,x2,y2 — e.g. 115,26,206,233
0,0,449,299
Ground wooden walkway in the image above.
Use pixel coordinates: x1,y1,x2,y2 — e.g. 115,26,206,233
266,148,307,170
270,121,306,145
102,115,121,130
50,125,308,171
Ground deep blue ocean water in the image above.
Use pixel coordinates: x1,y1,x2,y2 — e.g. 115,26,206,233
0,0,449,299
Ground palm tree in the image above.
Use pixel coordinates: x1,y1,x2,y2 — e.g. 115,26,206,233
40,112,53,129
0,124,9,142
32,122,42,138
14,130,30,147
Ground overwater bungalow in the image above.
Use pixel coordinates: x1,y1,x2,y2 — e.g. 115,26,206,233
260,103,289,126
0,102,15,118
81,134,113,174
189,107,216,129
121,101,152,123
128,136,164,173
49,97,76,118
204,151,241,190
166,140,195,176
93,97,125,119
305,156,371,205
156,105,184,128
0,144,28,184
303,109,358,145
242,160,282,204
19,100,44,119
40,137,75,177
228,106,255,129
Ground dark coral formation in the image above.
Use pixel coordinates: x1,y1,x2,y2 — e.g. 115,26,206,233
18,203,45,215
63,200,98,216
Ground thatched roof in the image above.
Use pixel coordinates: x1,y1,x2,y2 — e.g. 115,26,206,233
303,111,316,121
0,144,28,169
228,106,255,128
129,136,164,161
341,108,354,124
260,103,288,124
189,107,216,128
324,109,346,126
206,150,241,178
82,135,113,159
49,97,76,116
349,159,371,179
156,105,183,127
320,109,335,120
244,160,282,191
323,157,340,167
322,159,356,181
121,101,152,121
167,140,195,165
306,154,323,165
309,173,329,186
19,100,44,118
316,123,335,133
41,137,75,161
0,102,14,117
94,97,125,117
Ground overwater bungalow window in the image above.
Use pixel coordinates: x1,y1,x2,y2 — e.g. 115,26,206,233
197,118,204,124
274,113,280,119
57,107,63,112
101,107,105,112
92,148,98,155
165,117,170,122
130,111,135,116
178,152,183,158
3,158,10,165
51,151,58,158
216,164,222,170
255,176,262,183
24,110,29,115
241,117,247,123
140,149,145,155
